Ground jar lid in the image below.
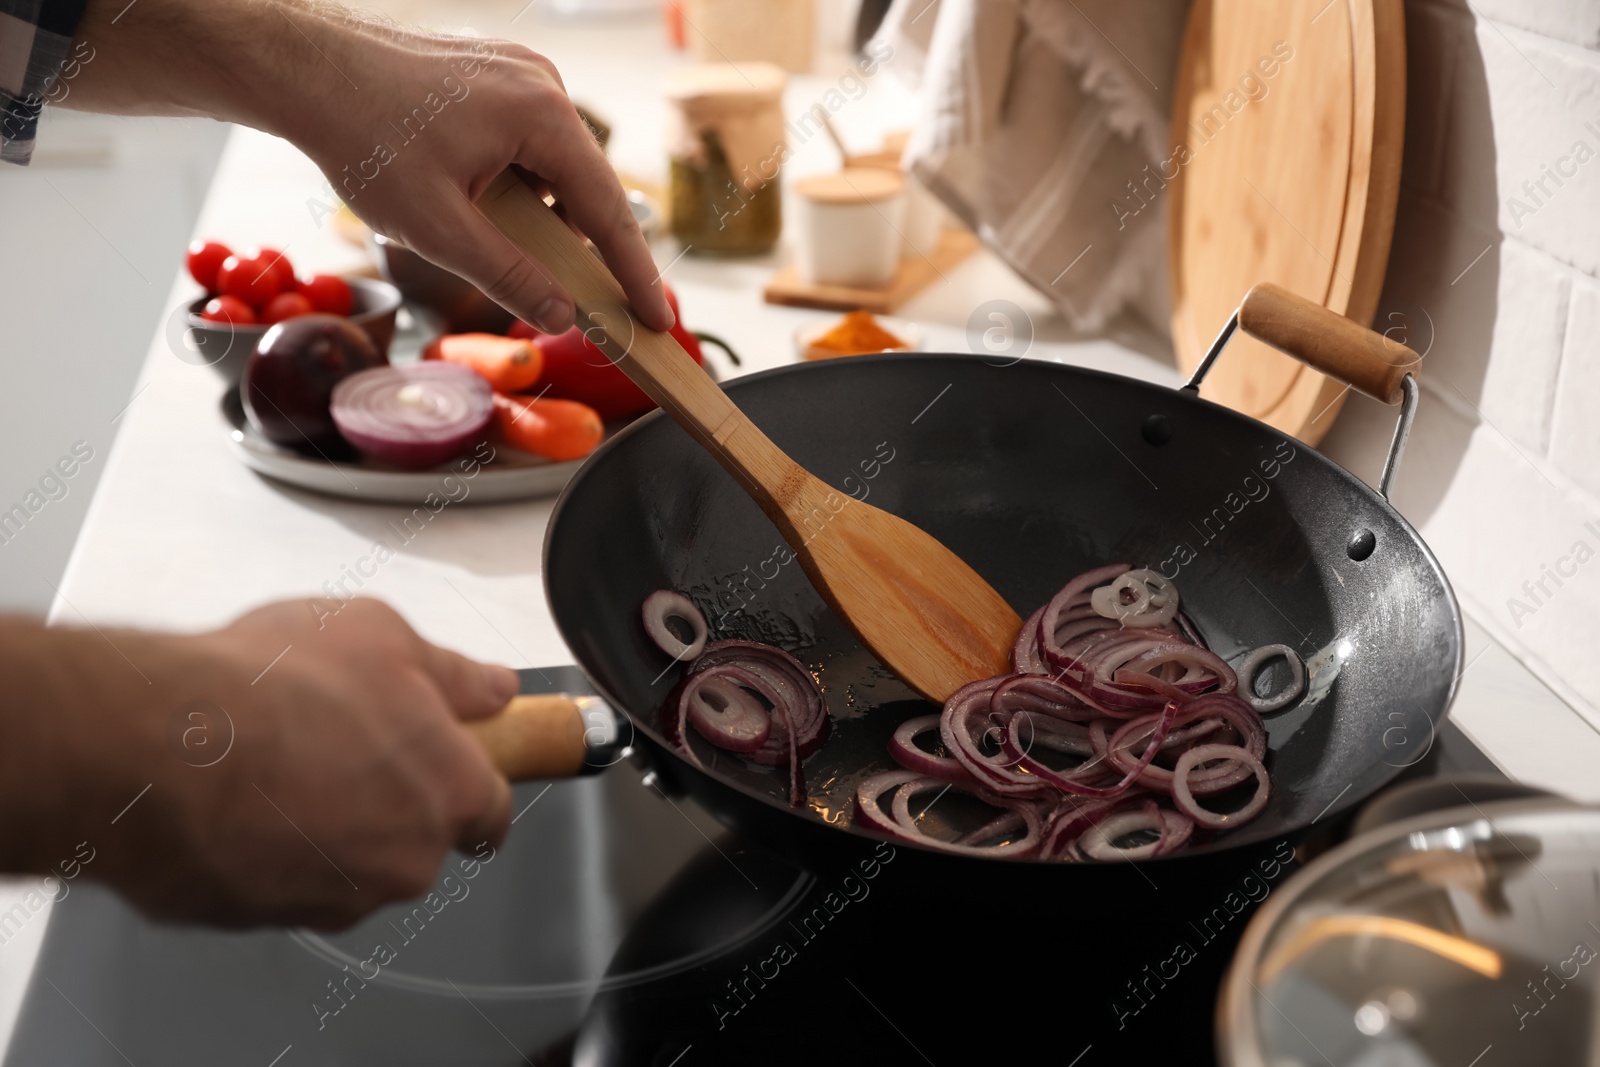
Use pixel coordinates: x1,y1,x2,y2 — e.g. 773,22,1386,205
793,168,905,206
662,62,786,102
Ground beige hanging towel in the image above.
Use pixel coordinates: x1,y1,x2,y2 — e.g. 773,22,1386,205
877,0,1189,331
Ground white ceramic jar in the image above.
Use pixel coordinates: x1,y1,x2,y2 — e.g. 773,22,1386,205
791,168,906,288
846,151,943,259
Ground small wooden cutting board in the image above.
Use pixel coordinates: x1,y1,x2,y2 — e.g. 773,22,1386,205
763,229,980,313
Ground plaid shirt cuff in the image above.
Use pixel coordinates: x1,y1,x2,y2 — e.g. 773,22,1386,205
1,0,91,165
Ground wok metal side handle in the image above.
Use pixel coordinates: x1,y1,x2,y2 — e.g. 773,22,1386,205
1183,283,1423,500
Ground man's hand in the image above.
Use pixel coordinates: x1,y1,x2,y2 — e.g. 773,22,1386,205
63,0,674,336
0,599,519,929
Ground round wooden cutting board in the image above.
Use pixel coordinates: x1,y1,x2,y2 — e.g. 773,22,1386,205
1168,0,1404,445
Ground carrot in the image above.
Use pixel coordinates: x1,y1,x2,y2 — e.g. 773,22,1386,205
423,333,542,393
493,395,604,461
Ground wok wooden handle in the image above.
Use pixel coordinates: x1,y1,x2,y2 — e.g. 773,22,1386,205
1237,283,1421,405
465,694,589,781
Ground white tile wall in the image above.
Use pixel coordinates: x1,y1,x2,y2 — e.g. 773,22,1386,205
1478,239,1570,453
1465,0,1600,50
1551,275,1600,494
1320,0,1600,730
1475,24,1600,275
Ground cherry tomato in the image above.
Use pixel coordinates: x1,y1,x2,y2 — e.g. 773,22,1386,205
513,285,701,421
252,247,296,293
186,239,232,292
493,395,603,461
199,295,257,326
262,291,316,324
217,253,286,310
424,333,542,393
296,273,353,316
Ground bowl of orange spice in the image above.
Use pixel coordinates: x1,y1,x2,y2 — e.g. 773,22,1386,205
795,311,922,361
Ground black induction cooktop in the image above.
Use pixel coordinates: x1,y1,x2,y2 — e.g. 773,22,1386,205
5,668,1502,1067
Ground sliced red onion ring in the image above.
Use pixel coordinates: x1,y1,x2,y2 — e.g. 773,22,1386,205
659,637,829,808
1052,612,1120,650
940,678,1053,797
1153,807,1195,855
1006,699,1178,798
1061,622,1148,667
656,563,1285,861
1039,563,1130,668
889,715,969,781
691,641,829,766
1105,694,1266,795
1089,568,1179,628
856,769,1043,856
330,362,493,469
854,769,923,834
774,705,803,808
1121,642,1237,694
1092,635,1234,693
1038,793,1144,857
683,668,772,753
1172,743,1270,829
990,674,1099,723
1235,643,1306,713
1012,605,1047,674
886,777,1042,857
1161,715,1232,752
952,809,1030,848
641,590,708,661
1078,807,1168,860
1007,711,1093,756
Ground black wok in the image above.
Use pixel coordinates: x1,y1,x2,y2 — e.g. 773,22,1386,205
542,322,1460,878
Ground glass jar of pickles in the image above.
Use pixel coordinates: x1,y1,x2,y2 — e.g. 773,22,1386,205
664,63,787,256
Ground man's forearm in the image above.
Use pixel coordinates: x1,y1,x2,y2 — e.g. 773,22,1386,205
59,0,676,373
0,600,520,928
62,0,355,140
0,618,236,876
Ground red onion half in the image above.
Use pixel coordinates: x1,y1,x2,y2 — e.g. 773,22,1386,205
330,362,493,469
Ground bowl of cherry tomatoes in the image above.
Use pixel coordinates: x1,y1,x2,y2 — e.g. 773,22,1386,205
182,239,401,386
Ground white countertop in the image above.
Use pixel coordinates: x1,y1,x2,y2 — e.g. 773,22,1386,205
7,6,1600,1059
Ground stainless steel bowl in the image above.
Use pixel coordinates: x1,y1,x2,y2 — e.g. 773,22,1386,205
371,232,517,336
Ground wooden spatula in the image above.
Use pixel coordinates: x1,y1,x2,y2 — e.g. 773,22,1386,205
477,170,1019,702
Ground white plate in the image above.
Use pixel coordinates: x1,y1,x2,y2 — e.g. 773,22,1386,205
220,388,586,504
